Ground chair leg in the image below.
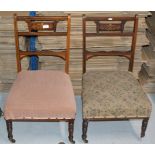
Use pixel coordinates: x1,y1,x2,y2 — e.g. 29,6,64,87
6,120,16,143
141,118,149,138
82,119,88,143
68,120,75,144
0,108,3,117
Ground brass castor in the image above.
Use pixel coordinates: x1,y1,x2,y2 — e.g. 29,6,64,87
82,135,88,143
9,137,16,143
69,137,75,144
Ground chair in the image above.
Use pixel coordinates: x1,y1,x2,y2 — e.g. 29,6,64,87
4,14,76,143
82,15,152,143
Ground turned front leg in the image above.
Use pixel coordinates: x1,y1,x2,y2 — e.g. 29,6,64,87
6,120,16,143
141,118,149,138
82,119,88,143
68,120,75,144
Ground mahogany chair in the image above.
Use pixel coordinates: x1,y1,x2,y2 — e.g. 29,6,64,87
4,14,76,143
82,15,152,143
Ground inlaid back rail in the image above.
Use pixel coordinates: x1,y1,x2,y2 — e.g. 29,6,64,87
82,15,138,73
14,14,71,73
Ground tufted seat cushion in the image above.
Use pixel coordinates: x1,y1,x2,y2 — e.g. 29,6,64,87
4,70,76,120
82,71,152,119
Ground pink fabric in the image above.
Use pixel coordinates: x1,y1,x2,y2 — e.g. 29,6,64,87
4,70,76,120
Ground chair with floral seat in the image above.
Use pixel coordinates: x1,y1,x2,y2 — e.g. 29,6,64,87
82,15,152,143
4,14,76,143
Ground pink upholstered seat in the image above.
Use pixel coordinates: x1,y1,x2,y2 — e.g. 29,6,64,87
4,70,76,120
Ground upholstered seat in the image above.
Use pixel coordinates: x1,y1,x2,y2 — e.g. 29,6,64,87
4,15,76,144
4,70,76,120
82,71,152,119
81,15,152,143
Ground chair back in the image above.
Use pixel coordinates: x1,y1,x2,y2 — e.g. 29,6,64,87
82,15,138,73
14,14,71,73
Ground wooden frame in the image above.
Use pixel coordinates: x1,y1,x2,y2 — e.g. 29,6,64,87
82,15,138,74
82,15,150,143
14,14,71,74
5,14,75,144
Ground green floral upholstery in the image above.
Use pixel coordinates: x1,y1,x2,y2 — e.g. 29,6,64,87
82,71,152,119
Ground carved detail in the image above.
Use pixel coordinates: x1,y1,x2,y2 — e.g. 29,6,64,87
6,120,16,143
28,21,58,32
0,108,3,117
141,118,149,138
82,119,88,143
68,120,75,144
95,21,126,33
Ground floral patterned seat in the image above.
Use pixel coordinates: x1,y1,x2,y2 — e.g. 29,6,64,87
82,71,152,119
81,15,152,143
